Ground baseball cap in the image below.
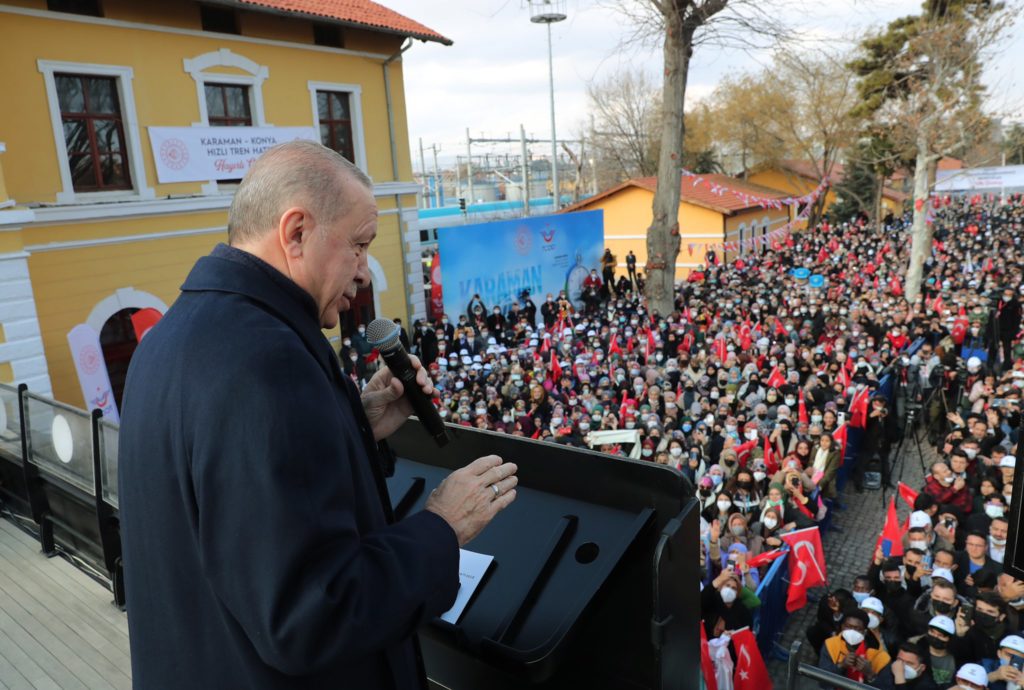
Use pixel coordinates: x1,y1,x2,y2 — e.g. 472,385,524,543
1000,456,1016,469
860,597,884,616
909,511,932,529
1000,635,1024,655
928,615,956,636
931,567,955,584
955,663,988,687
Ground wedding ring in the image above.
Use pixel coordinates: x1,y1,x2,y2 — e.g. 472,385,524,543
491,483,500,498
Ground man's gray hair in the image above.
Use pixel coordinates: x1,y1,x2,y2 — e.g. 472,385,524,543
227,140,373,245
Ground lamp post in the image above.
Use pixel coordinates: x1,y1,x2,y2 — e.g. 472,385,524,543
529,0,566,210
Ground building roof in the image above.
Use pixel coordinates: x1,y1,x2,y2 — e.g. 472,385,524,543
765,159,907,203
561,173,789,216
228,0,452,45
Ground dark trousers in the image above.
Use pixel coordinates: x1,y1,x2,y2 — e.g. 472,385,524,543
627,265,637,288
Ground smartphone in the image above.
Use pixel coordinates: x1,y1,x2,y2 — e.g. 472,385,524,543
1012,656,1024,672
959,602,974,625
991,399,1007,408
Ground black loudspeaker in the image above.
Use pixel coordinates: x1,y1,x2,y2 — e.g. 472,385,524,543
386,420,699,690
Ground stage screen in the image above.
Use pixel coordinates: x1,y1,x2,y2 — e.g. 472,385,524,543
436,210,604,323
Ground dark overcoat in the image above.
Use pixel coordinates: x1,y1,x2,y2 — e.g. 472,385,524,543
119,244,459,689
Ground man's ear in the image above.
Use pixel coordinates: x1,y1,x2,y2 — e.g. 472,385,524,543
278,206,310,259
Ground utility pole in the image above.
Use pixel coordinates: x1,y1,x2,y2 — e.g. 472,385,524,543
431,144,441,208
546,19,559,210
454,154,462,199
418,137,429,208
465,127,474,205
520,124,531,217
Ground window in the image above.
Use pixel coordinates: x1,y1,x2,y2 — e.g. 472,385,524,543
313,22,344,48
200,5,239,34
47,0,102,16
316,91,354,162
56,74,132,192
204,83,252,127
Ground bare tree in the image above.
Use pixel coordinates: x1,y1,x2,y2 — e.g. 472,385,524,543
586,68,662,188
851,1,1013,302
613,0,788,315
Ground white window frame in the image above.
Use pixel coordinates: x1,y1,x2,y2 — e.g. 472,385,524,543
38,59,155,205
183,48,269,194
307,81,367,173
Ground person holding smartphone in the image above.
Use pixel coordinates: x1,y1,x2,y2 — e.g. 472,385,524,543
988,634,1024,689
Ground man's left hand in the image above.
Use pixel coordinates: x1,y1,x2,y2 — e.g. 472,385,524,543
361,354,435,441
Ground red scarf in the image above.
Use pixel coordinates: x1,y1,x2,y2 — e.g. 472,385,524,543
845,641,868,683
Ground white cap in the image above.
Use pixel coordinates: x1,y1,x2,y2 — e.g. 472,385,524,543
1000,634,1024,655
929,615,956,636
860,597,884,616
909,511,932,529
956,663,989,687
587,330,597,337
1000,456,1017,469
563,328,572,336
931,567,955,584
967,356,982,370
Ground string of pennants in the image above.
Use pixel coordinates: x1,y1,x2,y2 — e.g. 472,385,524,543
686,211,811,256
680,168,830,210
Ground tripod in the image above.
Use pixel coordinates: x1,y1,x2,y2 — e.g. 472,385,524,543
882,372,929,510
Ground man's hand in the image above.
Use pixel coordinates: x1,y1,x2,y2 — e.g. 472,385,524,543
361,354,434,441
992,664,1024,683
426,455,517,546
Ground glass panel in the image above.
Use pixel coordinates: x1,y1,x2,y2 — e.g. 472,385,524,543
224,85,251,120
87,77,117,114
0,384,22,464
205,84,225,118
69,153,97,188
317,92,329,120
319,123,331,146
24,394,95,495
330,92,350,119
100,154,128,187
56,75,85,113
62,119,89,153
93,119,124,153
98,419,119,508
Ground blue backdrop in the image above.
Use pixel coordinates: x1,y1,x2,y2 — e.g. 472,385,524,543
437,210,604,322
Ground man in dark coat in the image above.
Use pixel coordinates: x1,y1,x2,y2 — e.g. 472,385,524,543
118,141,518,690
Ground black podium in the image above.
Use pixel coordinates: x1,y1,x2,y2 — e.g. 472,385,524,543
386,421,699,690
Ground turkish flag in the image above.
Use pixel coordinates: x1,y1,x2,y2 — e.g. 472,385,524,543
849,388,870,429
832,422,848,462
130,307,162,342
781,527,827,612
733,438,757,467
609,337,622,357
875,497,906,558
763,435,778,475
766,366,785,389
429,251,444,320
931,294,944,314
700,626,718,690
798,389,808,424
714,337,727,362
732,627,772,690
646,327,657,359
774,317,786,337
898,482,920,510
951,308,969,345
549,351,562,382
746,548,785,569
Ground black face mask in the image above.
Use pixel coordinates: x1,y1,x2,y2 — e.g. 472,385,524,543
884,581,902,593
933,600,954,615
927,634,948,651
737,480,753,490
974,611,999,630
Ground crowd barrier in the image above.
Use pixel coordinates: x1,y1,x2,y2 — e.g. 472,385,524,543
0,382,124,605
752,339,923,662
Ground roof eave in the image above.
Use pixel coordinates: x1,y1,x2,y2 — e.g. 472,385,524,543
206,0,454,46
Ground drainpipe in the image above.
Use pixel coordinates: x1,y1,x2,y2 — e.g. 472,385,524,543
383,38,415,325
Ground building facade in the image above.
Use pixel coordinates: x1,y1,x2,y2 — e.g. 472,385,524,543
0,0,447,409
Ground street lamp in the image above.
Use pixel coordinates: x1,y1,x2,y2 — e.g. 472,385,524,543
529,0,566,210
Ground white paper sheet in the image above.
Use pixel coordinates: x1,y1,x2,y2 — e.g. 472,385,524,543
440,549,494,624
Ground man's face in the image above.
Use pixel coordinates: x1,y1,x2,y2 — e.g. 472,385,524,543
934,551,955,570
966,535,987,559
950,455,968,474
300,182,377,328
931,585,956,608
932,463,951,483
904,551,923,570
992,520,1008,542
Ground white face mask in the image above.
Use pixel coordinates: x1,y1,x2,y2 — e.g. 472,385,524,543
910,540,928,551
841,629,865,647
670,447,683,457
745,430,758,441
720,587,738,604
717,500,732,512
903,664,919,681
754,471,767,482
763,517,778,530
867,613,881,630
985,504,1005,519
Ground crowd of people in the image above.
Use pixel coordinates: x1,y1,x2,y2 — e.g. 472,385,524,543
340,195,1023,689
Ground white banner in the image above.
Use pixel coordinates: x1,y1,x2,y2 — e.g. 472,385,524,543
148,126,318,183
934,165,1024,192
67,323,119,423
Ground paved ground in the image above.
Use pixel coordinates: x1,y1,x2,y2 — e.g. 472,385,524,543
766,430,939,689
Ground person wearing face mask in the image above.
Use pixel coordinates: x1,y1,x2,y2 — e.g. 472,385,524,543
809,433,842,502
869,554,917,626
820,609,894,687
924,461,973,516
987,634,1024,690
719,512,763,557
907,578,962,639
917,615,959,688
890,642,935,689
989,517,1009,565
725,468,764,516
704,489,734,524
806,588,856,656
951,592,1009,671
861,597,901,657
701,567,757,640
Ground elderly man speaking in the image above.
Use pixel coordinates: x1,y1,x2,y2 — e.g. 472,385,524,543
118,141,517,689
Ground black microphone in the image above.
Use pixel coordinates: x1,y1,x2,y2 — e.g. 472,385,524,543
365,318,449,447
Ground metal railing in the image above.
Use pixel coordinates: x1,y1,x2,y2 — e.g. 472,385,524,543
786,640,873,690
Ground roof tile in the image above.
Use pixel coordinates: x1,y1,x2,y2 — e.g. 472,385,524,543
236,0,451,44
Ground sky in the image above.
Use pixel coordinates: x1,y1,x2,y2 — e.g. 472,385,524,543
382,0,1024,171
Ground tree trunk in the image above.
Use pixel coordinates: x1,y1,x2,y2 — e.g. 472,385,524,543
872,177,883,228
905,132,936,303
645,20,692,316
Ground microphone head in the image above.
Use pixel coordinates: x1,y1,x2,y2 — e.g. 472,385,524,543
366,318,401,350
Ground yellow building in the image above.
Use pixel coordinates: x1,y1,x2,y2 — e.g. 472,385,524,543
748,159,907,219
559,174,792,280
0,0,448,410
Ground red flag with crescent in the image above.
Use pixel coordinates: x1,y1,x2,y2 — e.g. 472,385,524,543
781,527,827,612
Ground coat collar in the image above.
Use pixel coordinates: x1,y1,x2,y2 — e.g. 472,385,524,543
181,244,339,382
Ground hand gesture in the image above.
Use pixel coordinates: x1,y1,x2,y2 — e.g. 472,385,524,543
874,545,885,566
841,651,857,669
912,567,932,582
710,519,721,543
994,664,1024,683
955,607,971,636
426,455,518,546
947,411,965,427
